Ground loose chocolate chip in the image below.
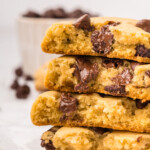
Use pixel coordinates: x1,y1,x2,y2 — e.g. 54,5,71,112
91,26,114,55
41,140,55,150
42,10,55,18
145,70,150,77
130,62,142,71
23,11,40,18
112,68,133,86
89,127,110,134
136,19,150,33
73,14,94,31
104,85,126,96
16,85,30,99
25,75,33,81
10,79,19,90
15,67,23,77
136,99,149,109
102,58,123,68
59,93,78,114
73,56,99,92
135,45,150,58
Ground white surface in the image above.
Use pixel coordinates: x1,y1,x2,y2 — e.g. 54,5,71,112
0,29,52,150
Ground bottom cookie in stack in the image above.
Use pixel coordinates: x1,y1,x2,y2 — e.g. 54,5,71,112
41,126,150,150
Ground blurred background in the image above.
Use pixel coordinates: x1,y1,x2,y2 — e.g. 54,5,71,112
0,0,150,149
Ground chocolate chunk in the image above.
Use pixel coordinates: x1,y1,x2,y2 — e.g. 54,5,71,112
91,26,114,55
59,93,78,114
135,45,150,58
111,68,133,86
73,14,93,31
23,11,40,18
42,8,67,18
74,82,89,92
91,22,120,55
15,67,23,77
136,99,149,109
102,58,123,68
10,79,19,90
136,19,150,33
69,9,85,18
108,21,120,26
89,127,110,134
16,85,30,99
48,127,60,134
130,62,142,70
104,85,126,96
145,70,150,77
42,10,55,18
73,56,99,92
137,136,142,142
41,140,55,150
25,75,33,81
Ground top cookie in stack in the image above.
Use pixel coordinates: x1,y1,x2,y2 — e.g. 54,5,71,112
41,15,150,63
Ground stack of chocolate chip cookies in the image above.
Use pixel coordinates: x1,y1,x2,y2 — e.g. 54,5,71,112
31,15,150,150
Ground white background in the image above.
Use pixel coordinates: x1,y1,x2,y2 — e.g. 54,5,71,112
0,0,150,149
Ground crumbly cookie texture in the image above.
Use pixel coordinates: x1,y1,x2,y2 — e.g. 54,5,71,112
41,16,150,63
31,91,150,133
41,126,150,150
45,56,150,102
34,63,48,91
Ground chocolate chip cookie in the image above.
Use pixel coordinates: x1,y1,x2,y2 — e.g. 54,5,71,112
44,56,150,102
42,15,150,63
41,126,150,150
31,91,150,133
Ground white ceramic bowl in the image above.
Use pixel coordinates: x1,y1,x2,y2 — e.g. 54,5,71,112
17,17,74,76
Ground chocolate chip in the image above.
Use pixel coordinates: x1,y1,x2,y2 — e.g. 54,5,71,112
73,56,99,92
59,93,78,114
136,19,150,33
48,127,60,134
89,127,110,134
145,70,150,77
41,140,55,150
135,45,150,58
108,21,120,26
10,79,19,90
111,68,133,86
137,136,142,142
15,67,23,77
136,99,149,109
74,82,89,92
25,75,33,81
104,85,126,96
91,22,120,55
73,14,94,31
23,11,40,18
102,58,123,68
16,85,30,99
130,62,142,71
91,26,114,55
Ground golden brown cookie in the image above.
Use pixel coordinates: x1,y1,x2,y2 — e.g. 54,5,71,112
41,126,150,150
45,56,150,102
34,63,48,91
31,91,150,133
41,16,150,63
